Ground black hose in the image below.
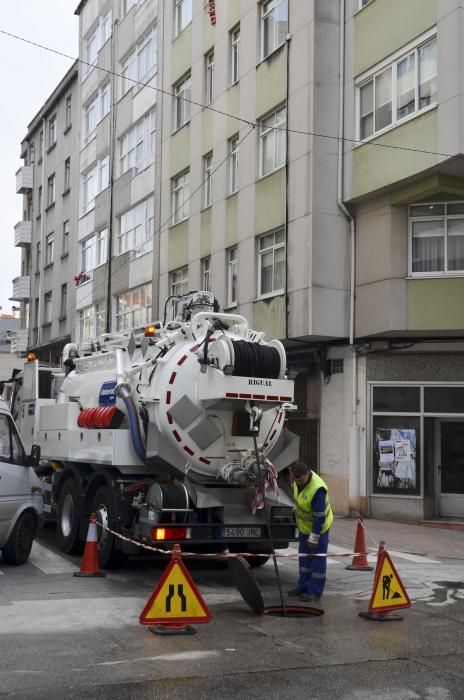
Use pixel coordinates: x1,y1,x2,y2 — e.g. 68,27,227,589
231,341,281,379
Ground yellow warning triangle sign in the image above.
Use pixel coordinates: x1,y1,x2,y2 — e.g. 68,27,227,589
368,551,411,613
139,556,212,625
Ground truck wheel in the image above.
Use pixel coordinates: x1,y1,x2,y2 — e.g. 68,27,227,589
2,511,35,565
56,479,82,554
90,485,127,569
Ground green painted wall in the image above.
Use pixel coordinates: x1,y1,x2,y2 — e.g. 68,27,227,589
255,168,285,234
168,221,189,270
170,126,190,176
203,108,214,153
352,110,437,200
200,208,211,257
408,278,464,331
355,0,436,75
256,45,286,117
226,193,238,247
253,295,285,340
227,85,240,138
172,25,192,83
228,0,240,29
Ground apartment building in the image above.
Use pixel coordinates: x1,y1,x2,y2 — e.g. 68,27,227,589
74,0,158,341
12,63,79,363
12,0,464,522
323,0,464,520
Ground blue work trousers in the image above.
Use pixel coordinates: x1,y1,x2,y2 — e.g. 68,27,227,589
297,530,329,597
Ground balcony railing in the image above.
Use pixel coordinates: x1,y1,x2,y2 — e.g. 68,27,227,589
10,276,31,302
14,220,32,247
16,166,33,194
10,329,28,355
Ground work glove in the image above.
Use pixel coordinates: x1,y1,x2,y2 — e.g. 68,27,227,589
306,532,320,550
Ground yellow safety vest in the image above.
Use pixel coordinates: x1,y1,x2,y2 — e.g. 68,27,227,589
293,472,333,535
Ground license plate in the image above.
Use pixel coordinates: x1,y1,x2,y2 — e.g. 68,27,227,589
221,527,261,538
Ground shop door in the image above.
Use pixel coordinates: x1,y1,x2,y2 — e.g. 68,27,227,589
438,421,464,517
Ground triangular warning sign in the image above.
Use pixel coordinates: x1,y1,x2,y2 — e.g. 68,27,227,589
368,551,411,613
139,556,212,625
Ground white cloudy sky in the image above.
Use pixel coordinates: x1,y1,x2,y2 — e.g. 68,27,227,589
0,1,78,312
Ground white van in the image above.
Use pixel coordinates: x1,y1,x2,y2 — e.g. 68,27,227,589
0,398,43,565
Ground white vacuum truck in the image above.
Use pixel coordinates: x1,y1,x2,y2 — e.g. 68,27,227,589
9,292,299,567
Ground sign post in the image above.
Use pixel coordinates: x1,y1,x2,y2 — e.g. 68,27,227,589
139,544,212,635
359,541,411,622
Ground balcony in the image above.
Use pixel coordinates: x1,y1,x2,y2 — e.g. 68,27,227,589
14,221,32,247
16,166,33,194
10,276,31,302
10,329,28,355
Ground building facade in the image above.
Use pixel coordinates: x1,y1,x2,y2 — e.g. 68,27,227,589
13,63,80,363
11,0,464,521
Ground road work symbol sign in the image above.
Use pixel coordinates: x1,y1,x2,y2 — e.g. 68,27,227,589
368,551,411,614
139,557,212,626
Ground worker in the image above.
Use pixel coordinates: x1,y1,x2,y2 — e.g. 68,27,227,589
288,461,333,602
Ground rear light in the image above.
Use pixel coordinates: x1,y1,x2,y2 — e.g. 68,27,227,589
151,527,189,541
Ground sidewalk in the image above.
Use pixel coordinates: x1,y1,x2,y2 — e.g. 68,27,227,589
332,516,464,561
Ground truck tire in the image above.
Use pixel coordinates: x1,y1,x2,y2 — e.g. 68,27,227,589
56,478,82,554
90,485,127,569
2,511,35,565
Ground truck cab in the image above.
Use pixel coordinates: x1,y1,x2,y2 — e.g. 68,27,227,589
0,397,43,565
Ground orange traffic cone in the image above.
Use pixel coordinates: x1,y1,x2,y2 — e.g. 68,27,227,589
74,512,106,577
345,518,373,571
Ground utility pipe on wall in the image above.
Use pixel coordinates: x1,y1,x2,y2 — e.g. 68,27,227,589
337,0,361,515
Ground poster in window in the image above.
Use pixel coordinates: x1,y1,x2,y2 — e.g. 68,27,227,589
375,428,416,490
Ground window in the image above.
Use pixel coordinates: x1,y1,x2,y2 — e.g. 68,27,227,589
258,228,285,296
62,220,69,256
39,130,44,160
64,158,71,191
201,257,211,292
260,105,286,176
119,110,155,174
45,233,54,266
65,95,72,128
409,202,464,275
48,115,57,148
36,242,41,272
173,74,191,130
357,36,437,140
37,186,42,215
0,414,25,465
29,143,35,166
261,0,288,59
44,291,52,324
121,28,157,95
359,0,373,7
205,50,214,104
170,267,188,297
116,283,152,331
172,170,190,224
84,83,111,142
123,0,137,14
230,26,240,85
175,0,192,36
227,246,238,306
60,284,67,318
118,196,154,255
83,11,112,77
203,153,213,208
80,229,108,272
47,174,55,206
82,156,110,213
228,135,239,194
79,303,107,340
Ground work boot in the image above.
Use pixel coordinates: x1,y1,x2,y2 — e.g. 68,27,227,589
300,592,321,602
287,587,303,597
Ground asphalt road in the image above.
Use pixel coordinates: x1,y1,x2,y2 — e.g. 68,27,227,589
1,517,463,699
